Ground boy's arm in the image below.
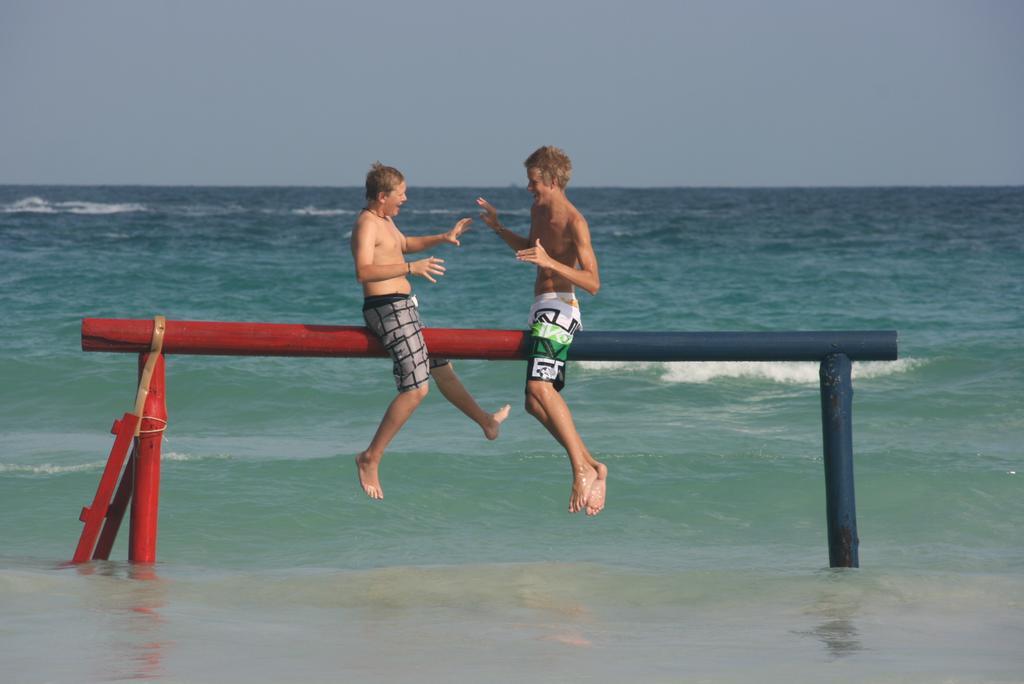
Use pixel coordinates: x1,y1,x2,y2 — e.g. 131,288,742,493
515,216,601,296
404,218,472,253
476,197,531,251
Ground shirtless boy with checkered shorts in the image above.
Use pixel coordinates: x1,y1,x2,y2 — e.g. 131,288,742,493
352,163,510,499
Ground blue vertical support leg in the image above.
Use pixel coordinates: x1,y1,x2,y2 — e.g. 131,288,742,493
819,353,859,568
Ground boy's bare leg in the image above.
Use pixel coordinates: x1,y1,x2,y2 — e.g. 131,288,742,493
528,393,606,516
525,395,604,469
355,384,429,499
525,380,606,515
526,390,607,516
430,362,510,440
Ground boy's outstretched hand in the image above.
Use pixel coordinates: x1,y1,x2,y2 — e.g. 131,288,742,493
409,256,446,283
476,197,502,232
443,218,473,246
516,239,555,269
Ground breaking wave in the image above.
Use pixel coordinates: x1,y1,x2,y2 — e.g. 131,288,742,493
578,358,925,385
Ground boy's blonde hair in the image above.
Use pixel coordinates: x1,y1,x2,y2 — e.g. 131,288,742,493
524,146,572,188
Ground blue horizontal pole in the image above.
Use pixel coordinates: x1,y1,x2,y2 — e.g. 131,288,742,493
571,330,897,362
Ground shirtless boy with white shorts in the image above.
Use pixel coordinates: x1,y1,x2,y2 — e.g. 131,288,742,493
477,146,607,516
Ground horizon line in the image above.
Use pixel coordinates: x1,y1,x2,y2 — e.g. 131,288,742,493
2,182,1023,190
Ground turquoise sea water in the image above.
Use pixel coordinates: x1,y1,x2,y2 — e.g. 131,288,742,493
1,185,1022,682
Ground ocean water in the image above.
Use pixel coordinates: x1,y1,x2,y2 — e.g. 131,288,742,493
1,185,1021,683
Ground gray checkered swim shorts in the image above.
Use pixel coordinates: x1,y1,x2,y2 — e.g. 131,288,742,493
362,293,449,392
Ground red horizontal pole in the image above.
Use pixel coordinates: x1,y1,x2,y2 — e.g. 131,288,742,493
82,318,530,360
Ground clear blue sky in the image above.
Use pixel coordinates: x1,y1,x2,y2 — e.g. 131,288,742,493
2,0,1021,186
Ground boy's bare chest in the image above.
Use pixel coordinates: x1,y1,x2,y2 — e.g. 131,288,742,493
531,221,574,256
375,223,404,252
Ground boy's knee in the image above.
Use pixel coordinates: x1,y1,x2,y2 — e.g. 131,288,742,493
525,380,550,403
405,382,429,401
429,361,453,377
524,395,538,416
524,384,547,416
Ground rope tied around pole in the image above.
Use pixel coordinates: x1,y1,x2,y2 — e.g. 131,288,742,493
132,315,166,437
137,417,168,435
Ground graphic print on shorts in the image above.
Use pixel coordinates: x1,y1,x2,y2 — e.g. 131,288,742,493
527,301,581,392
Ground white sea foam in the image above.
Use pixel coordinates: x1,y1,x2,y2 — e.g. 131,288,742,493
163,451,232,462
0,461,105,475
0,451,230,474
4,197,55,213
578,358,925,385
3,197,147,214
63,200,148,214
292,206,357,217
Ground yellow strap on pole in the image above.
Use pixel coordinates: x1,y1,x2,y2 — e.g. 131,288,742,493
132,315,166,436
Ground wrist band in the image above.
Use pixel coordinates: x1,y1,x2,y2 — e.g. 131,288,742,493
407,262,411,274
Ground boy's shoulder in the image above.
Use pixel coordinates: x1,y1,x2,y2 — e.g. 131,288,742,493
354,211,401,234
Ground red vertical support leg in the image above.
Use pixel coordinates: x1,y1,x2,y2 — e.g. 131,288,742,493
130,352,167,563
92,446,136,560
72,413,140,563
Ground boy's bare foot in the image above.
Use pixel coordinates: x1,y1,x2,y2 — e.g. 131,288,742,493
483,404,511,441
355,451,383,500
585,462,608,516
569,463,599,514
